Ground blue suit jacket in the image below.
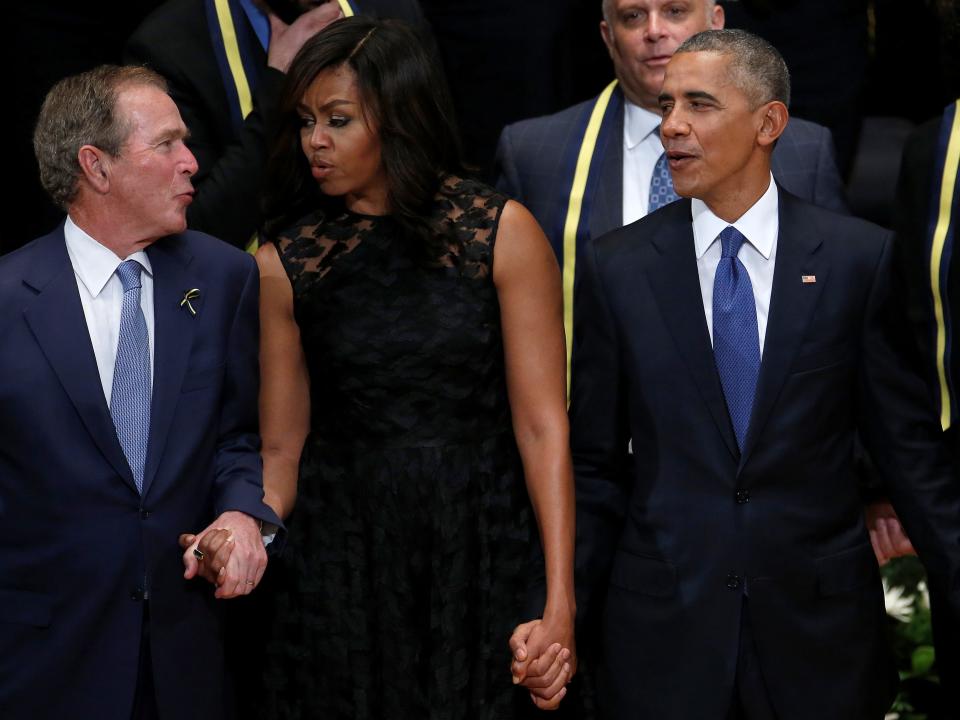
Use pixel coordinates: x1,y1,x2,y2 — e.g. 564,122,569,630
570,190,960,719
495,90,849,259
0,227,280,720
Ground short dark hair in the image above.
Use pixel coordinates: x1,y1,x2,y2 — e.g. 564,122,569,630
676,29,791,108
33,65,168,209
263,17,463,248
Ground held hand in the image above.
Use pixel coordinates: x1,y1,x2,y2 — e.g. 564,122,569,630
182,511,268,598
180,528,235,585
267,1,344,72
509,612,577,710
866,500,917,566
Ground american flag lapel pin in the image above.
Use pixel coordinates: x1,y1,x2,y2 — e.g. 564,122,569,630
801,275,816,284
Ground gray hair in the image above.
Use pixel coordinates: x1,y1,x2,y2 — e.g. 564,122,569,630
602,0,716,25
33,65,168,209
675,29,790,108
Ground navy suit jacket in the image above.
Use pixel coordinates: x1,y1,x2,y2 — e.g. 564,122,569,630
570,191,960,719
0,227,280,720
495,91,849,260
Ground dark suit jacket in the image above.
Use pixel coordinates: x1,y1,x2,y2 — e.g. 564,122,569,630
570,190,960,719
0,227,280,720
124,0,427,247
495,91,849,260
892,112,960,710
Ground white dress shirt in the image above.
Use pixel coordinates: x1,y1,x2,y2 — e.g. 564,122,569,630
64,216,155,405
622,101,666,225
692,174,779,355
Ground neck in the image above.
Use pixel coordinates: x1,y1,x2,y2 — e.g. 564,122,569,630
344,188,389,217
703,167,772,224
68,205,154,260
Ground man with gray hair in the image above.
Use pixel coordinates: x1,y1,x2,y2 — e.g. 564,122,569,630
494,1,847,372
0,65,280,719
559,29,960,719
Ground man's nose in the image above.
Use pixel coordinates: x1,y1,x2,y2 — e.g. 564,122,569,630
645,11,666,40
180,145,199,176
661,110,687,137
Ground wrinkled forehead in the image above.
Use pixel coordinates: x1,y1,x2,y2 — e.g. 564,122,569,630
604,0,715,19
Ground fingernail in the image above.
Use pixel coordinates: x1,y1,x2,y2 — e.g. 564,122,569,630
516,649,526,661
512,675,520,685
563,663,570,673
559,687,567,699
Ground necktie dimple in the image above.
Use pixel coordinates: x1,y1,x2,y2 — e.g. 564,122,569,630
110,259,152,493
712,226,760,450
648,131,680,212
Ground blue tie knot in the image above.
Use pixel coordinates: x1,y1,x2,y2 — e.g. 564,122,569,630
116,259,143,292
719,226,746,259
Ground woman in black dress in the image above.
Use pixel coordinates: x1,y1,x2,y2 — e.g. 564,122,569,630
256,17,574,718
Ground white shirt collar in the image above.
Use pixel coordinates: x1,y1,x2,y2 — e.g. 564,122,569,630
691,173,779,260
64,215,153,298
623,100,663,150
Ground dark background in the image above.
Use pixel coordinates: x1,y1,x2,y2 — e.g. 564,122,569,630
6,0,959,253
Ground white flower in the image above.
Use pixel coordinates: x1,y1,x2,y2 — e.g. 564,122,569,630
883,579,914,623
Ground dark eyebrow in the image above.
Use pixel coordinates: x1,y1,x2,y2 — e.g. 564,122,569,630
658,92,674,104
296,99,356,113
684,90,720,103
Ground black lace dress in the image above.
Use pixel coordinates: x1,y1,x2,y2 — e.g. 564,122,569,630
262,176,542,719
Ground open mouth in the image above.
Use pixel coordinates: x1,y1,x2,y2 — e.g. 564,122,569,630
666,150,696,169
311,161,333,179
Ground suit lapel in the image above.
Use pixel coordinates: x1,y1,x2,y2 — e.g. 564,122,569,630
646,204,739,460
588,100,624,242
22,229,137,491
739,191,828,466
142,237,200,496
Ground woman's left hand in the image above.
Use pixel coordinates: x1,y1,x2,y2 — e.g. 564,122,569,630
509,610,577,710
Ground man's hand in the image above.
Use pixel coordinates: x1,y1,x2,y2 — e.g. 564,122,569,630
180,528,236,585
866,500,917,566
181,511,267,598
509,615,576,710
266,1,343,73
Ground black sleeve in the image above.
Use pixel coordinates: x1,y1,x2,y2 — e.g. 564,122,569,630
858,230,960,609
569,239,632,620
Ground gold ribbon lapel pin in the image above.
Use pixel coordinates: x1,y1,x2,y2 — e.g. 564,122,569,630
180,288,201,316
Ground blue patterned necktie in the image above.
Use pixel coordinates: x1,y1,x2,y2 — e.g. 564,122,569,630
648,130,679,212
110,259,152,493
713,226,760,451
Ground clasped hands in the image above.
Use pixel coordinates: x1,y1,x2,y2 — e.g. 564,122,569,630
509,610,577,711
179,510,267,599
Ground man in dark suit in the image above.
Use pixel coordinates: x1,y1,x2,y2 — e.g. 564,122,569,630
567,30,960,719
893,101,960,715
495,0,847,266
0,65,280,719
125,0,427,248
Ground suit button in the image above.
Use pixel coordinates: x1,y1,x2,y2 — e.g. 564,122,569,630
735,489,750,504
130,589,145,601
726,574,741,591
140,509,151,519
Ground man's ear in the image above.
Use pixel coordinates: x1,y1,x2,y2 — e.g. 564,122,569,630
77,145,111,194
600,19,614,56
712,2,725,29
757,101,788,147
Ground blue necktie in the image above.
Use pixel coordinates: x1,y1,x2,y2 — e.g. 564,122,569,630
713,227,760,450
648,138,679,212
110,259,152,493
